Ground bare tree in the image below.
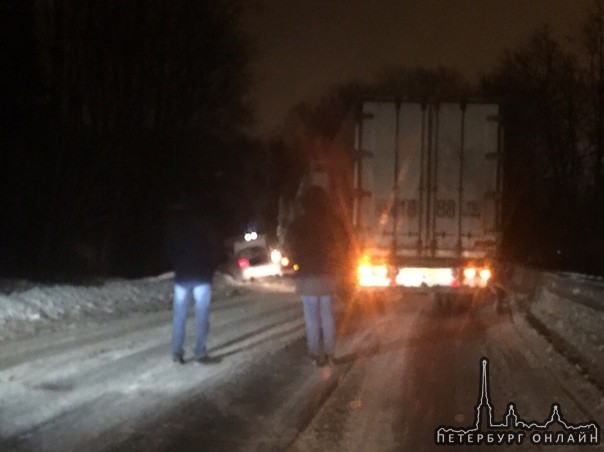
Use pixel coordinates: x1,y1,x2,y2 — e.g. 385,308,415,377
371,66,476,102
4,0,254,278
483,26,588,262
580,0,604,234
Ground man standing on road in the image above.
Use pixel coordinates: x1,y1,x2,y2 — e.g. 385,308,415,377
165,192,224,365
285,185,350,367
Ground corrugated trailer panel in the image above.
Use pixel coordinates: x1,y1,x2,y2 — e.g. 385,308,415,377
395,103,424,253
457,103,499,257
430,103,462,256
357,102,396,251
355,101,500,262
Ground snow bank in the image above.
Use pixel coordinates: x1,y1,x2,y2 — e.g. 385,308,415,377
509,267,604,384
0,272,281,343
1,263,600,377
531,273,604,373
0,276,168,342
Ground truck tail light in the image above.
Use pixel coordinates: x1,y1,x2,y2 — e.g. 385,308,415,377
357,264,390,287
357,255,390,287
462,266,492,287
463,267,477,280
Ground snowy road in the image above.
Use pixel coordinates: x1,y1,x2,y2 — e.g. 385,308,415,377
0,280,602,451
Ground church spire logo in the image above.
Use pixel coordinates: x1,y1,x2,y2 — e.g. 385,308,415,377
435,358,600,446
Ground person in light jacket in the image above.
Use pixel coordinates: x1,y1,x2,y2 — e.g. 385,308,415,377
285,185,349,367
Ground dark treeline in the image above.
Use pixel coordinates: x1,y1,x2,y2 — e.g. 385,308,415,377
1,0,267,279
483,16,604,273
276,4,604,275
3,2,604,280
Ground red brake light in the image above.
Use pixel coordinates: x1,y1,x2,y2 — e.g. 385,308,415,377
237,258,250,269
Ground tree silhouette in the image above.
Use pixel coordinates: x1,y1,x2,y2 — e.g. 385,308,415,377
580,0,604,238
1,0,254,278
482,26,589,265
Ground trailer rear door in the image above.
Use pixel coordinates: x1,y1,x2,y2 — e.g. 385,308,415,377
354,101,500,260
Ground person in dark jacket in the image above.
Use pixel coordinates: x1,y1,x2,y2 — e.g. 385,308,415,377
165,194,224,364
285,185,349,366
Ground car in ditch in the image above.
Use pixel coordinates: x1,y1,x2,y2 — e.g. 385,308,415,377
222,233,292,282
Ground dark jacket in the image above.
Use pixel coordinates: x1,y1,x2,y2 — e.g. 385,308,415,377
285,187,350,296
165,210,223,283
286,212,347,278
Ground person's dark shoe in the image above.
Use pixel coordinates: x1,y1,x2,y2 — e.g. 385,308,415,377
172,354,185,365
315,354,327,367
196,355,222,365
307,353,321,366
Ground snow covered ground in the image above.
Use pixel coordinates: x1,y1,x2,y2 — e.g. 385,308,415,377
0,268,602,450
0,272,291,343
508,267,604,388
1,267,603,362
0,265,601,404
0,273,306,450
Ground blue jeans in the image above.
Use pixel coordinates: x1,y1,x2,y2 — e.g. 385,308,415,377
302,295,335,356
172,281,211,359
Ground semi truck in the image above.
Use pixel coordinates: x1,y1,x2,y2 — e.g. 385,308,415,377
281,99,503,302
352,100,502,300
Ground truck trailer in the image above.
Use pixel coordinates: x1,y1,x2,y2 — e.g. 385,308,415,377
352,100,502,300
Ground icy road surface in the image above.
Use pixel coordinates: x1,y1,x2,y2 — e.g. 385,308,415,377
0,278,602,451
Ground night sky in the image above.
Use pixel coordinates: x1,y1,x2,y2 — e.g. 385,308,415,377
245,0,593,137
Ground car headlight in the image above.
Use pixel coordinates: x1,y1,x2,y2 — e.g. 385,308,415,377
270,249,282,264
